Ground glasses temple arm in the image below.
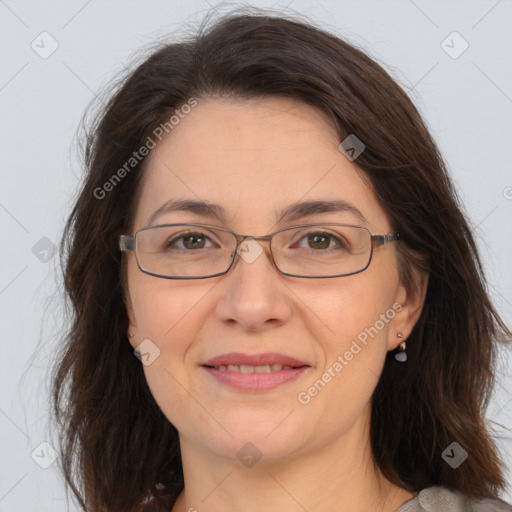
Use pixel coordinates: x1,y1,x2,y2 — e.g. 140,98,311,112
372,233,400,246
119,235,135,252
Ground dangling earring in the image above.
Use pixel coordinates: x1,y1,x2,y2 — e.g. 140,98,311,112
395,333,407,362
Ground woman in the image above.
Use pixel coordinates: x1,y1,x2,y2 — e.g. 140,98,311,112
52,10,512,512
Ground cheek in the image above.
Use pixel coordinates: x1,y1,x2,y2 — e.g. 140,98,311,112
129,278,213,433
294,272,397,409
128,273,211,396
129,265,211,340
294,267,397,351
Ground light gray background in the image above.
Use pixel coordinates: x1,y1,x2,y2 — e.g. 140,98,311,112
1,1,511,510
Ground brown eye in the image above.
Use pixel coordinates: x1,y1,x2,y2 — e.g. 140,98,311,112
182,234,206,249
166,231,212,250
292,231,348,251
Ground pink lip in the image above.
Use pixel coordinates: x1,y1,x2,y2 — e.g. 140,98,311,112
202,352,309,367
201,352,311,392
202,366,310,391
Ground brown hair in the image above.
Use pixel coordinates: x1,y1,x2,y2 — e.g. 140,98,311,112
52,8,511,511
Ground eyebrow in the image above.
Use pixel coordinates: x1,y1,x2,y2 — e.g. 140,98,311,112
145,198,367,227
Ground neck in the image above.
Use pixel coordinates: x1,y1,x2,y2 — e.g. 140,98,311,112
171,411,415,512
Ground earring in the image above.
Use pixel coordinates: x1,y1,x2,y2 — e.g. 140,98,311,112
128,332,134,339
395,333,407,362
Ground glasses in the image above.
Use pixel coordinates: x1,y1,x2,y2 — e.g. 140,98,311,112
119,223,399,279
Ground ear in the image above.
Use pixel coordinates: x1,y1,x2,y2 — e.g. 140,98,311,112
387,266,429,350
125,292,139,350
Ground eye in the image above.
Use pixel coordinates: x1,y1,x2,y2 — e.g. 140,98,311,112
294,231,349,251
166,231,216,250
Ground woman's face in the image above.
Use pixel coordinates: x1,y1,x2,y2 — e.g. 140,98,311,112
125,96,422,465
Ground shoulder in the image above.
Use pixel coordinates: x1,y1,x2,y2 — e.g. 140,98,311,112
395,486,512,512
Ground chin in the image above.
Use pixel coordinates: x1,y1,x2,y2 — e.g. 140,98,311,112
190,417,312,464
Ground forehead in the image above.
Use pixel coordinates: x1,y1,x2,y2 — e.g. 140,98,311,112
133,96,389,233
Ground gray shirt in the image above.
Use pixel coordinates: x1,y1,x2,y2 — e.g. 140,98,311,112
395,487,512,511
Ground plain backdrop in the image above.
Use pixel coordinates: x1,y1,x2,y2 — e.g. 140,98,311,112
0,0,511,510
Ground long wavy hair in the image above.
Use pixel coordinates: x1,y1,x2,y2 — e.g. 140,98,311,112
52,9,511,511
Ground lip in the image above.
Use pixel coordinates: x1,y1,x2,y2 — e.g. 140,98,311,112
201,352,311,392
202,352,309,367
202,366,310,391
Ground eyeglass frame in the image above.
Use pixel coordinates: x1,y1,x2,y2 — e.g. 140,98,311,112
119,222,400,280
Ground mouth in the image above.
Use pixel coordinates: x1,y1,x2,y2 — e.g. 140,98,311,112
201,352,311,391
204,363,300,372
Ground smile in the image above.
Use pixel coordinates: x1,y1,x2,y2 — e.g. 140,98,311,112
207,364,296,372
202,364,310,391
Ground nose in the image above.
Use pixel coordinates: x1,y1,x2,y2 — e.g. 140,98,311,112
215,237,293,332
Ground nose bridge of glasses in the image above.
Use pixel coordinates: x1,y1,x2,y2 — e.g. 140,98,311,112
235,232,273,242
235,232,274,255
232,232,276,269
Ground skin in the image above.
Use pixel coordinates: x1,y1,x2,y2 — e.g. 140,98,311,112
125,96,428,512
